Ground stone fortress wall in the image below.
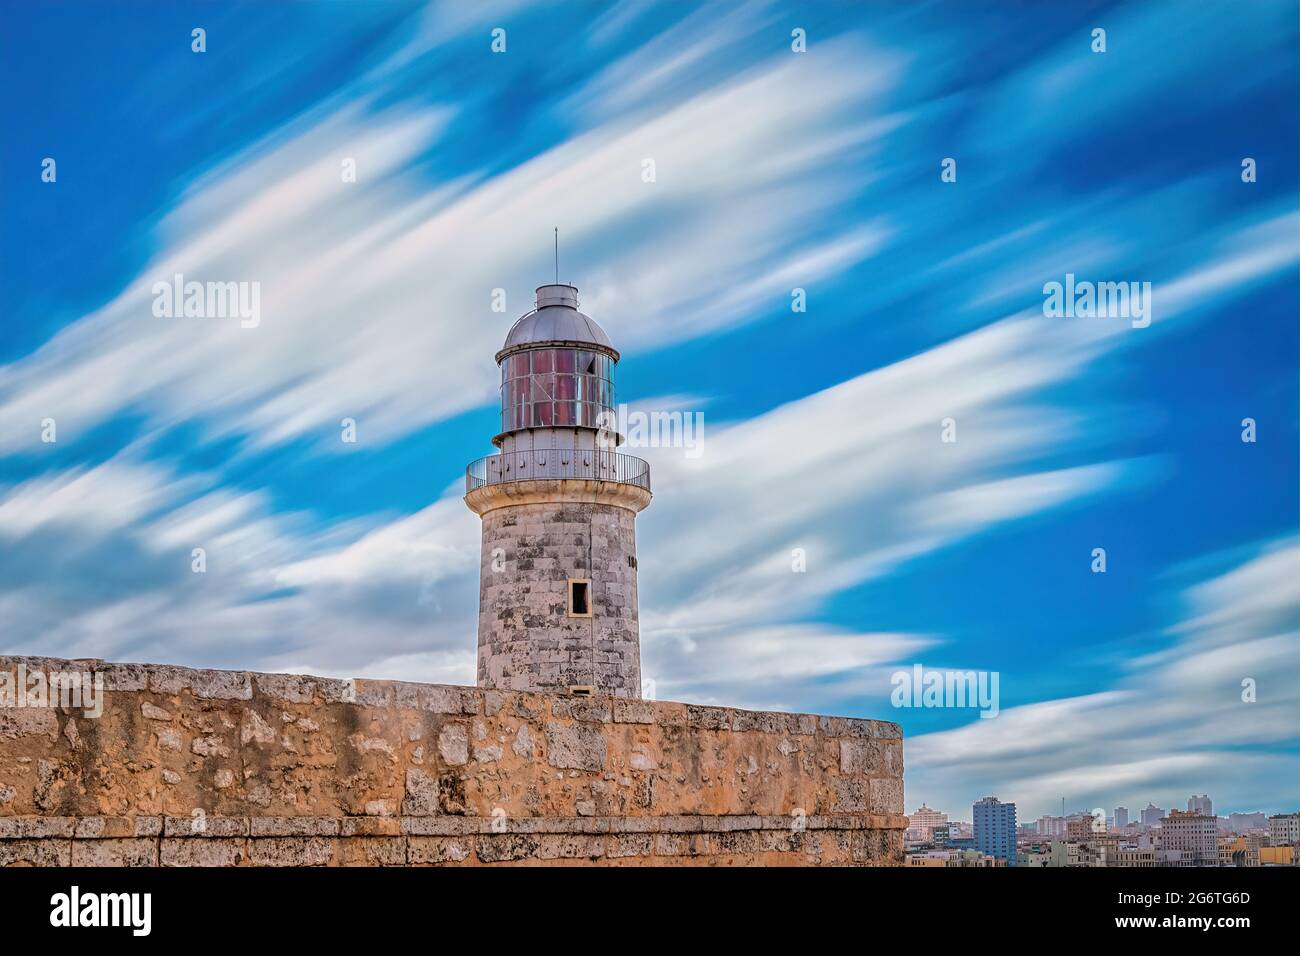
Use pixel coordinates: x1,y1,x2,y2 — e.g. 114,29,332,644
0,656,905,866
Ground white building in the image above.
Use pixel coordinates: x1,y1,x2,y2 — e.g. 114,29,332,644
1140,803,1165,827
1035,815,1066,837
1162,810,1218,866
1269,813,1300,846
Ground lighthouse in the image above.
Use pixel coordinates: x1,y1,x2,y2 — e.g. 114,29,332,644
464,282,651,697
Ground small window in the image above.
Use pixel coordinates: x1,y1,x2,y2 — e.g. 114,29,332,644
567,579,592,617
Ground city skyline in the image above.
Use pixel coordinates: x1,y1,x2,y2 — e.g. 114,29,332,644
906,794,1297,868
912,793,1296,825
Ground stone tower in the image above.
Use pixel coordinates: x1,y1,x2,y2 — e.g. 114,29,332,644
464,283,651,697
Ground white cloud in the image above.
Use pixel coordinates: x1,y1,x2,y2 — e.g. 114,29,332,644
0,461,183,536
0,37,894,454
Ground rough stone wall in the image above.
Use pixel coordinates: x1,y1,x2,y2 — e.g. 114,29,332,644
0,656,905,866
478,501,642,697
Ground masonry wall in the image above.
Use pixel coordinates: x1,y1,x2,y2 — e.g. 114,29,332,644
0,656,905,866
478,501,642,697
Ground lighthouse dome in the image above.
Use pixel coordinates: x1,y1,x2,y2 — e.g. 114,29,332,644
497,284,617,361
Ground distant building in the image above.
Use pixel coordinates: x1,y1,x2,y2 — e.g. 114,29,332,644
910,804,947,828
1065,814,1096,843
947,821,974,841
1035,815,1065,837
1140,803,1166,827
1218,833,1262,867
1057,840,1100,867
906,849,1006,867
974,796,1017,866
1018,848,1052,867
906,804,948,842
1224,812,1268,833
1113,806,1129,828
1100,844,1157,867
1269,813,1300,846
1162,810,1218,866
1259,845,1298,866
1187,794,1213,816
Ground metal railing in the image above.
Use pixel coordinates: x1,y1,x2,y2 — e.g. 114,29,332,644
466,449,651,494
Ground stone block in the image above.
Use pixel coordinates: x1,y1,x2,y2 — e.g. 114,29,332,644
407,836,471,864
438,723,469,765
71,838,158,867
832,778,870,813
98,663,149,691
249,817,340,837
338,837,407,866
870,777,904,814
403,768,440,815
612,698,656,724
550,697,612,723
0,817,76,839
475,833,539,863
839,739,880,775
544,722,607,771
341,817,402,837
537,834,605,860
190,669,253,700
881,739,903,776
607,833,654,858
0,708,58,739
160,838,247,867
0,838,71,866
654,833,712,857
164,815,249,838
247,837,335,867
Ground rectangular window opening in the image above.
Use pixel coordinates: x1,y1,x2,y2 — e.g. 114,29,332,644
568,578,592,617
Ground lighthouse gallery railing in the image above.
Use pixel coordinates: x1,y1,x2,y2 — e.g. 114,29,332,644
466,449,650,494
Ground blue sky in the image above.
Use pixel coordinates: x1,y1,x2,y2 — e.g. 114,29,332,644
1,0,1297,821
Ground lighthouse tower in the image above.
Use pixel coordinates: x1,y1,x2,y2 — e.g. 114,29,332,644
464,283,651,697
